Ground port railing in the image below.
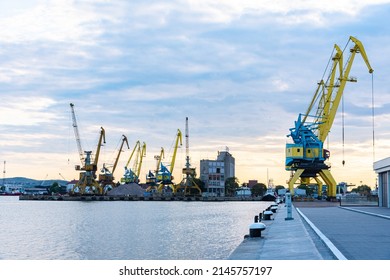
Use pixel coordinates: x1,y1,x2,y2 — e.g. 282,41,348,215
339,195,379,207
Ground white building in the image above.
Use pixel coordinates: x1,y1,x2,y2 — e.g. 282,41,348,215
236,187,251,197
373,157,390,208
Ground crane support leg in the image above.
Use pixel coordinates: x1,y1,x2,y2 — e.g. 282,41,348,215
287,169,304,195
314,177,323,196
318,169,337,198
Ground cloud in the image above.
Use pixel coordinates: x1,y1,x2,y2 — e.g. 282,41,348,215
0,96,58,126
0,0,109,43
186,0,390,25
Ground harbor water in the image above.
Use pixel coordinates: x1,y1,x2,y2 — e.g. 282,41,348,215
0,196,272,260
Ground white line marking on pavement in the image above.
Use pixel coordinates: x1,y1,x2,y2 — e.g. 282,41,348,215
296,208,347,260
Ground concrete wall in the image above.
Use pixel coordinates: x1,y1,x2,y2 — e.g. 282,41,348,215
374,157,390,208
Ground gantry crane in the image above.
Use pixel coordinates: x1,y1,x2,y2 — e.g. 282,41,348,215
176,117,202,195
99,135,129,191
157,129,182,193
121,141,146,184
285,36,373,200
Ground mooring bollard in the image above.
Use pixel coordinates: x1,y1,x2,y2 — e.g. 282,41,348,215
249,222,266,237
263,210,273,220
270,205,278,213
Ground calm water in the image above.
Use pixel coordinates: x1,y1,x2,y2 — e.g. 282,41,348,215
0,196,271,260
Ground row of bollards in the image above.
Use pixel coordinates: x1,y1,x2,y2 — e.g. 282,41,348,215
248,201,280,238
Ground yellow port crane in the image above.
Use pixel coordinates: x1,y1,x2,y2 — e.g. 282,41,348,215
285,36,373,199
146,147,165,188
157,129,182,193
99,135,129,192
121,141,146,184
72,126,106,195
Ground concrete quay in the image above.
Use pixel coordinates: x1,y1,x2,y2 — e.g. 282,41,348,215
228,201,390,260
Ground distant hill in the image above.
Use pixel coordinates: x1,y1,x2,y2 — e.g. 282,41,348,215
2,177,68,187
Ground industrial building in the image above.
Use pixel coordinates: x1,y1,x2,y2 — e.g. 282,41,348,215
373,157,390,208
200,150,235,197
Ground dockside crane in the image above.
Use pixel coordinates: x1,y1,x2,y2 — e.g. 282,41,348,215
176,117,202,195
122,141,146,184
285,36,373,200
72,126,106,195
99,135,129,191
146,147,165,189
157,129,182,193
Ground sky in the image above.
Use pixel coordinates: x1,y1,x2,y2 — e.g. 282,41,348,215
1,0,390,189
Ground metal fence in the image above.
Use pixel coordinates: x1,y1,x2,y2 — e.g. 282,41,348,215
340,195,379,207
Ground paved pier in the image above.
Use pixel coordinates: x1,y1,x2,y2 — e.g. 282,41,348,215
228,203,336,259
229,202,390,260
298,206,390,260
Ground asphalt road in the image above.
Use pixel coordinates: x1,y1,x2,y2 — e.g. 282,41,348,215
297,206,390,260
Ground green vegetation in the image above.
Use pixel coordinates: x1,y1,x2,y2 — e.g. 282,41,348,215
225,177,239,196
351,184,372,195
250,183,267,197
48,182,67,195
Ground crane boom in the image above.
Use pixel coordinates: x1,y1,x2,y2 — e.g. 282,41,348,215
285,36,373,199
136,142,146,177
70,103,84,163
155,147,165,175
122,141,145,184
93,127,106,166
98,134,129,190
125,141,140,168
170,129,182,173
318,36,373,142
112,135,129,175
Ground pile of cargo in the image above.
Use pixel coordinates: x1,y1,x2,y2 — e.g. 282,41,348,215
107,183,145,196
